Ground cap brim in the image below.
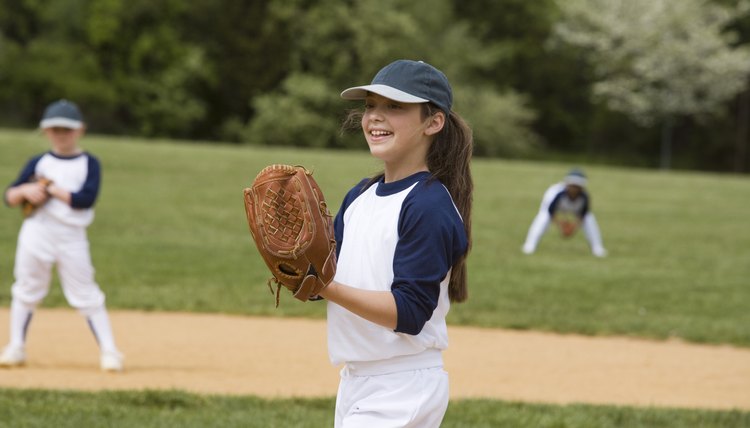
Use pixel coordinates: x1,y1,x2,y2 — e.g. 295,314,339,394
40,118,83,129
340,84,429,104
564,176,587,188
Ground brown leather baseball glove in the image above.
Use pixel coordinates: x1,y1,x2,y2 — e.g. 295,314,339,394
554,212,580,239
558,220,578,238
22,177,53,218
243,164,336,307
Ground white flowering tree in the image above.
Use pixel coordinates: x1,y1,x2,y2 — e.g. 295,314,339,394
552,0,750,169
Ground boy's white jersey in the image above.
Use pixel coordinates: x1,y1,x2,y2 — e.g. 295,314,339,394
11,152,100,227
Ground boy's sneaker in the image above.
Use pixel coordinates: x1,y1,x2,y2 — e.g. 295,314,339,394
100,350,124,372
0,346,26,367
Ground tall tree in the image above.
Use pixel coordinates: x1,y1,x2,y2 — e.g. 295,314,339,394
246,0,540,156
180,0,292,141
552,0,750,169
453,0,593,152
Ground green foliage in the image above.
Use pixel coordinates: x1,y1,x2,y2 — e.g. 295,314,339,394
552,0,750,125
181,1,292,141
1,1,749,171
128,46,211,138
244,73,343,148
1,130,748,346
0,388,748,428
246,0,538,157
86,0,123,46
457,86,540,157
452,0,598,153
0,0,212,137
549,0,750,170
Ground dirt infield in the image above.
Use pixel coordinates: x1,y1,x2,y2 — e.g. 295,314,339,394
0,308,748,411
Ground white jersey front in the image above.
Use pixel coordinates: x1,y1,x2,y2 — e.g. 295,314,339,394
8,151,101,228
327,172,467,366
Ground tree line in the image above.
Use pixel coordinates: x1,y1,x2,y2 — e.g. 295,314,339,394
1,0,749,172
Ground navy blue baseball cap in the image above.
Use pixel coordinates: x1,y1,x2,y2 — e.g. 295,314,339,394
564,168,588,188
39,99,84,129
341,60,453,114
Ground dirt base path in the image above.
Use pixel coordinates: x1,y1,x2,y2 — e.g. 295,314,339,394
1,308,748,411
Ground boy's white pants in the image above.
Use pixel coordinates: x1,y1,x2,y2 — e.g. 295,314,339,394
7,216,119,355
335,352,449,428
522,211,606,256
12,217,105,309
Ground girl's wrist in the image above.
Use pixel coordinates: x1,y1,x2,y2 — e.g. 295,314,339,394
318,281,336,300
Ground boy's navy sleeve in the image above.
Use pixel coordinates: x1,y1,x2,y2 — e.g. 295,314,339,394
547,190,564,216
391,181,468,335
70,154,101,209
580,192,590,217
4,155,43,206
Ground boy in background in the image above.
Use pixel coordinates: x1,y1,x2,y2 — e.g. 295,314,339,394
522,168,607,257
1,100,124,372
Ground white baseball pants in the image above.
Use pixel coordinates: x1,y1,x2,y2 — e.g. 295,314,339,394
6,216,118,354
12,217,105,308
335,356,449,427
522,210,606,256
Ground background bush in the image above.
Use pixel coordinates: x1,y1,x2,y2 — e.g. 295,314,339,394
2,0,750,171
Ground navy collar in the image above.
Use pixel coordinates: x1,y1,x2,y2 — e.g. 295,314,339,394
375,171,431,196
48,150,85,160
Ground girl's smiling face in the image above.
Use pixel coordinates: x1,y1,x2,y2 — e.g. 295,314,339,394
361,93,439,181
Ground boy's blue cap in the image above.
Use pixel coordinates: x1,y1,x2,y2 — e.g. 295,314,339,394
564,168,587,188
40,99,84,129
341,60,453,114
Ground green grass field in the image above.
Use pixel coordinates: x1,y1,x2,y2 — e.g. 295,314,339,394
1,389,748,428
1,128,748,425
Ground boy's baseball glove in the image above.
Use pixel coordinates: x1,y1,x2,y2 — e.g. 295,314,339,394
21,177,53,218
554,212,579,238
243,164,336,307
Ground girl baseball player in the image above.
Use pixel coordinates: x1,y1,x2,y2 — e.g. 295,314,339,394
0,100,124,372
521,168,607,257
318,60,472,427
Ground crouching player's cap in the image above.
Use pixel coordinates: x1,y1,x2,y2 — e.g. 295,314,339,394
564,168,588,188
40,99,84,129
340,59,453,115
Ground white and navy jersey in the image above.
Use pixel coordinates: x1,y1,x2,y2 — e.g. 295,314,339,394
327,171,468,365
546,183,589,220
6,151,101,227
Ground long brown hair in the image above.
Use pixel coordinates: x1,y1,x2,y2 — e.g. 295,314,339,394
342,103,474,303
423,103,473,303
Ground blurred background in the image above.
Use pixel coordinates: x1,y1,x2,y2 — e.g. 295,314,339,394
1,0,750,173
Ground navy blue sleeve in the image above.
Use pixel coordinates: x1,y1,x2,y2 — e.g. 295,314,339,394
334,178,370,259
580,192,590,217
547,190,565,216
70,154,101,208
5,155,43,206
392,181,468,335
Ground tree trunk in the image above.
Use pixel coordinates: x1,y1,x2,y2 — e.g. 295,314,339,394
735,89,749,173
660,117,673,170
